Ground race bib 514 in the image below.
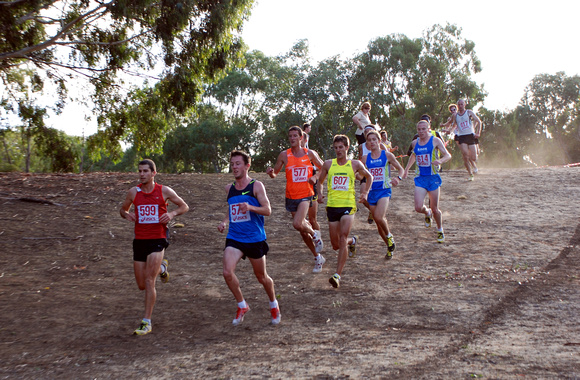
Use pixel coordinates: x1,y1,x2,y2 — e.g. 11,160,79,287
416,154,431,167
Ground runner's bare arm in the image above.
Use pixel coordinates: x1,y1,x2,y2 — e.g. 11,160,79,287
316,160,331,204
403,141,417,179
387,151,405,186
308,149,325,170
218,184,232,233
469,110,482,137
160,186,189,224
266,151,287,178
242,180,271,217
433,138,452,166
119,188,137,222
353,160,372,203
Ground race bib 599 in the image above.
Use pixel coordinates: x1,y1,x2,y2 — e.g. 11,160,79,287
137,204,159,224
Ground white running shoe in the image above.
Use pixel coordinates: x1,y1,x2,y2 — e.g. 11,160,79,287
313,230,323,253
313,254,326,273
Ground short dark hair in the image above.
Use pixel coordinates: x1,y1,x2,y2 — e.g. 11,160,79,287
366,130,380,141
302,123,311,130
420,114,431,123
138,159,156,172
230,150,251,165
288,126,303,136
333,134,350,147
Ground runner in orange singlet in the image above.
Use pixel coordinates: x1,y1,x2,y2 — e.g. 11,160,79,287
267,126,326,273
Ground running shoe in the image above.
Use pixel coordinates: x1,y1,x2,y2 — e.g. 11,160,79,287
437,231,445,243
233,305,250,326
270,307,281,325
473,167,478,174
313,254,326,273
160,259,169,283
367,212,374,224
386,235,395,254
468,174,475,181
329,273,341,288
313,230,324,253
424,209,432,228
348,235,358,258
133,320,152,336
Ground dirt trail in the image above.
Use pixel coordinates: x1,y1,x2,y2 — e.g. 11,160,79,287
0,167,578,378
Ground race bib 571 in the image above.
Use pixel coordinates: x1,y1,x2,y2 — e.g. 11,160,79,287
230,203,250,223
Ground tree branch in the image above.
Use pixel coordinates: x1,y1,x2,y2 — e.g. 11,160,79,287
0,1,113,61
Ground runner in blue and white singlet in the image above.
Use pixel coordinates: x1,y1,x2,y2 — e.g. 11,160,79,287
403,120,452,244
362,130,405,258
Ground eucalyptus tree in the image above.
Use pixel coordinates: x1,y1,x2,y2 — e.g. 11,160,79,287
1,0,255,160
520,72,580,164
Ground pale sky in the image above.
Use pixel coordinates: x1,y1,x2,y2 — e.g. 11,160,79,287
241,0,579,111
50,0,579,136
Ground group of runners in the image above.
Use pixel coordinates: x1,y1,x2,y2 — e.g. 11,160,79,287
120,98,481,334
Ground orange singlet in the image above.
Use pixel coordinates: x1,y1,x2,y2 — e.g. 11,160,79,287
285,148,314,199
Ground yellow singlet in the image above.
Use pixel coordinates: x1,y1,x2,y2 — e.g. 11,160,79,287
326,159,356,208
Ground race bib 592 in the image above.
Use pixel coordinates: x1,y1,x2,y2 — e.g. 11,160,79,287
369,167,384,183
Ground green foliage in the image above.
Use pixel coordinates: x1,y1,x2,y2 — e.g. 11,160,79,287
1,0,255,163
520,72,580,164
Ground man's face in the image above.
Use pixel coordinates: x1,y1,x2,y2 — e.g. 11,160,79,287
230,156,248,179
333,141,348,159
367,134,380,150
457,100,465,112
288,130,302,147
416,121,430,139
138,165,155,184
450,106,457,114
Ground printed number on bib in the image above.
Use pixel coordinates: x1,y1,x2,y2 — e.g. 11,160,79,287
137,204,159,224
292,167,308,183
369,167,385,183
331,175,349,191
230,203,250,223
416,154,431,167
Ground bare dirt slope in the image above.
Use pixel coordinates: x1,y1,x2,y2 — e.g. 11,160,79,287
0,166,579,379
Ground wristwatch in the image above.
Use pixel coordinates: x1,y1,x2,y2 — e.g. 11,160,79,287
397,175,403,181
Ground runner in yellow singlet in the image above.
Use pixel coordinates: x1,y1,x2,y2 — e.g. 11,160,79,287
317,135,372,288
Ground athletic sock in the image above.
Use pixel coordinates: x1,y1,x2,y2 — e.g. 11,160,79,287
269,300,278,309
387,233,393,238
237,300,248,309
142,318,151,325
